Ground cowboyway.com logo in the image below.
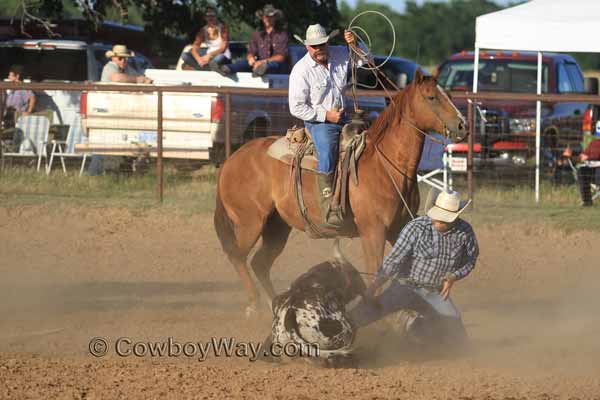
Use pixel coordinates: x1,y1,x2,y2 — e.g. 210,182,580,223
88,336,320,361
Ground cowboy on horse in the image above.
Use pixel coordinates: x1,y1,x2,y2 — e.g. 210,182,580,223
214,20,467,315
289,24,369,228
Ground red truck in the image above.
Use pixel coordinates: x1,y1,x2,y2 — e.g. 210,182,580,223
437,51,599,170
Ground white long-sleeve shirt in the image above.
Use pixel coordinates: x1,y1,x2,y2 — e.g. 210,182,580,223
288,46,354,123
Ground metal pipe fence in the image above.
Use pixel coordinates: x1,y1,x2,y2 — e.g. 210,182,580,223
1,81,599,204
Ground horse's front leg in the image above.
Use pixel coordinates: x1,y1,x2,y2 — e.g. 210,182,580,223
356,223,387,283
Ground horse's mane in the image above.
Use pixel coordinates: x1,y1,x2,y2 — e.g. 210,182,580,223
366,76,435,141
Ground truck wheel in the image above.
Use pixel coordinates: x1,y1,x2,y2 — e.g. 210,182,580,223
243,118,268,143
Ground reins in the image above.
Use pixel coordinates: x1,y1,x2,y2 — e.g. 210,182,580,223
347,39,460,222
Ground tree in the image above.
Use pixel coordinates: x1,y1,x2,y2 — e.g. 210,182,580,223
2,0,340,62
396,0,502,66
339,0,402,58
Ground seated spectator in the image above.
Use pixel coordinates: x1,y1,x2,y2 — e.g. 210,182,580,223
101,45,152,84
563,138,600,207
218,4,288,77
179,6,231,72
1,65,36,151
5,64,36,119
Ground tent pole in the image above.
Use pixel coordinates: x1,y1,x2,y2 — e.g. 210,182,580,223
535,51,542,204
467,47,480,202
473,48,480,94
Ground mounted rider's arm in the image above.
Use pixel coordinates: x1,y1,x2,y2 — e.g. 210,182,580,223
289,70,327,122
344,30,373,67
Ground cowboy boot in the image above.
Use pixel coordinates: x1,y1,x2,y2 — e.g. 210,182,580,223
316,173,344,228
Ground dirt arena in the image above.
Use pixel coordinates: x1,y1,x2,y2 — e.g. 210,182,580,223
1,205,599,399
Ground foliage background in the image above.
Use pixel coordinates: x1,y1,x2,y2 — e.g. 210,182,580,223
1,0,600,69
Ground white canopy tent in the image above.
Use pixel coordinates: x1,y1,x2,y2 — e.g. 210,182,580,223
476,0,600,53
473,0,598,202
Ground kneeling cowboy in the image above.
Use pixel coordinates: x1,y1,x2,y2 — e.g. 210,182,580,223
288,24,369,227
349,191,480,346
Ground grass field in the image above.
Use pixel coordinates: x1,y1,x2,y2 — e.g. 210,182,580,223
1,166,599,232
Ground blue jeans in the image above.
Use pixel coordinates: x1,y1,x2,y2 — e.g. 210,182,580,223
349,279,464,333
226,59,288,74
304,121,342,173
181,52,230,70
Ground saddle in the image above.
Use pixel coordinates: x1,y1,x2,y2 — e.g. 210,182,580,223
266,116,369,237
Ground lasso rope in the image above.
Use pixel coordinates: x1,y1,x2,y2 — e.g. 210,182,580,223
347,10,396,73
344,11,418,221
347,8,398,107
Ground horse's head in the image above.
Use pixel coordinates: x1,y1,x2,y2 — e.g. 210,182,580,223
409,69,467,143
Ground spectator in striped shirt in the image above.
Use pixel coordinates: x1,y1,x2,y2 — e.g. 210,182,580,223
349,190,479,346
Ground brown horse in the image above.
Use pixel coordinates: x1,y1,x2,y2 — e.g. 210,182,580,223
214,71,467,314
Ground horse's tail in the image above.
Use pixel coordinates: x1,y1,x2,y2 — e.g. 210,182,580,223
214,172,243,259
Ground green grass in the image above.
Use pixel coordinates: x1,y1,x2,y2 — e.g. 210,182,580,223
0,165,217,214
1,166,599,233
430,182,600,233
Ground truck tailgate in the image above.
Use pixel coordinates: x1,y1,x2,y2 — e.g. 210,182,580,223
84,91,216,159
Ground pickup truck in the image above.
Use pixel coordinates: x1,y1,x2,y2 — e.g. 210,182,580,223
0,38,153,133
80,45,389,164
437,51,599,169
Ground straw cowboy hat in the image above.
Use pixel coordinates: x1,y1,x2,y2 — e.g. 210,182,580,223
427,190,471,223
256,4,283,18
293,24,340,46
105,44,135,59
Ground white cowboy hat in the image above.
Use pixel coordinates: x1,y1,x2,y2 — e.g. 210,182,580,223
294,24,339,46
105,44,135,59
427,190,471,223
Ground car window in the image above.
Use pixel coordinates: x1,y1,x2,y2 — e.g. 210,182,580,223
94,49,108,80
129,54,152,73
565,62,584,92
438,60,549,93
557,63,574,93
0,46,88,82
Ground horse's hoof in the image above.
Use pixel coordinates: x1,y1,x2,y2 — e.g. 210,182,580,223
245,305,258,318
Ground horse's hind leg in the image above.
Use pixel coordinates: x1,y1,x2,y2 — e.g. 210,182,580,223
214,198,266,316
251,211,292,306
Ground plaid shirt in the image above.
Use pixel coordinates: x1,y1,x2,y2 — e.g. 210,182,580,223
248,29,288,61
378,216,479,289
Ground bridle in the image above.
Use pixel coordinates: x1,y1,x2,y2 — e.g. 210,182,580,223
371,84,464,221
347,41,465,221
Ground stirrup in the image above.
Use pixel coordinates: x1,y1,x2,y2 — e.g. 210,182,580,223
324,204,344,228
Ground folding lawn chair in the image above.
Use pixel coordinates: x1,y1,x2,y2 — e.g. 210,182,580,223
567,158,600,201
417,133,452,192
46,113,89,176
1,113,51,172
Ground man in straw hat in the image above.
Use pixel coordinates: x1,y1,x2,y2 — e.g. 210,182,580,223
349,190,479,346
101,44,152,84
218,4,288,77
288,24,366,227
